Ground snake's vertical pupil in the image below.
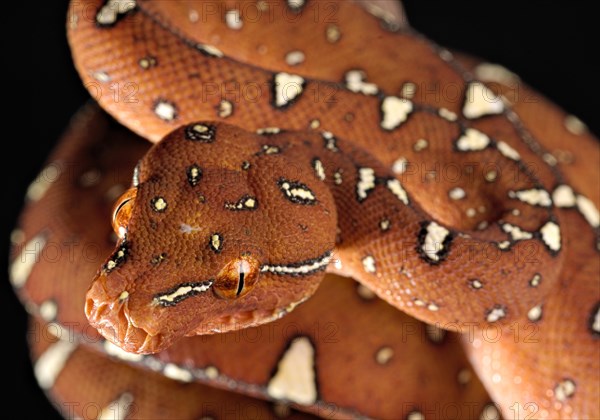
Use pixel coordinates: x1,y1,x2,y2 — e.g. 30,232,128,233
214,256,260,300
111,188,138,239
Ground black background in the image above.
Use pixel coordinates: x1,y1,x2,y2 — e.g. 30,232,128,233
2,1,598,418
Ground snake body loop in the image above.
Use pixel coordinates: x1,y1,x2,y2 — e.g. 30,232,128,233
8,1,599,418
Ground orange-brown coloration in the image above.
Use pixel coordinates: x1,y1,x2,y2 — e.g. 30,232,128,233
214,255,261,299
112,187,137,239
9,0,600,418
13,105,491,418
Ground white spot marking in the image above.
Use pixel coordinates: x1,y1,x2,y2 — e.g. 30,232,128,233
463,81,504,119
10,234,47,288
508,188,552,207
205,366,219,380
333,170,343,185
217,100,233,118
211,234,222,251
225,9,243,30
325,24,340,43
386,179,409,205
552,185,576,208
379,219,391,232
104,341,143,362
27,164,61,201
267,337,316,405
375,346,393,364
421,222,451,262
439,49,453,61
10,229,25,245
362,255,376,273
92,71,111,83
188,8,199,22
154,101,176,121
180,223,201,234
439,107,458,121
413,138,428,152
448,187,466,200
497,141,521,161
576,194,600,228
470,279,483,289
455,128,490,152
543,153,558,166
163,363,193,382
313,159,325,181
484,170,498,182
554,379,576,402
497,240,511,250
392,157,408,174
530,274,542,287
287,0,305,10
196,44,224,57
527,304,543,322
152,197,167,211
466,208,477,218
345,70,379,95
540,221,561,252
34,339,77,390
285,50,305,66
261,252,332,275
407,411,425,420
280,181,316,202
357,168,376,201
564,115,587,135
98,393,134,420
428,303,439,312
380,96,413,130
39,300,57,322
486,306,506,322
274,73,305,108
592,306,600,334
400,82,416,99
156,282,213,304
256,127,281,135
322,131,338,152
502,223,533,241
96,0,136,25
475,63,519,85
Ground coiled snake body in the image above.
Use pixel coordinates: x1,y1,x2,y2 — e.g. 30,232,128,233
9,1,599,418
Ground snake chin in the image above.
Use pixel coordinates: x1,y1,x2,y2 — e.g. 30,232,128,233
192,298,307,335
86,292,165,354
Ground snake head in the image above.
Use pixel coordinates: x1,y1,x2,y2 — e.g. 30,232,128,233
85,122,337,354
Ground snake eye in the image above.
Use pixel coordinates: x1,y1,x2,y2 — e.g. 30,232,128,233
111,188,138,239
214,256,260,300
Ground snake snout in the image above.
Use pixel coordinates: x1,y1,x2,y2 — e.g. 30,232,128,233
85,274,164,354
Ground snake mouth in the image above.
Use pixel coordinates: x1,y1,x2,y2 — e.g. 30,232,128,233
85,275,165,354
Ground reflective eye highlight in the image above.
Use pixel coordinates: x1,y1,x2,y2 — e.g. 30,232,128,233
214,256,260,299
111,188,137,239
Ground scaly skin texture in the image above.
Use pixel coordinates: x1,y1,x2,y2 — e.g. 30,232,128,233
12,104,491,419
87,119,562,356
66,0,600,350
8,0,599,418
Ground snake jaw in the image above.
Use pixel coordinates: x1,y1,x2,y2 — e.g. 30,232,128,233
85,274,166,354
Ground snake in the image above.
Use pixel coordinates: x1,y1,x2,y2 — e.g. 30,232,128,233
9,0,599,419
